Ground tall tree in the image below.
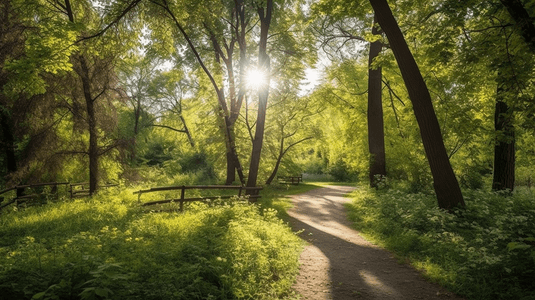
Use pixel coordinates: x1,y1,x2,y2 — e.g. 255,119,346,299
52,0,126,195
368,0,465,210
246,0,273,190
367,15,386,188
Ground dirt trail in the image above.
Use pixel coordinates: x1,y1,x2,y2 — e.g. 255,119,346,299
288,185,464,300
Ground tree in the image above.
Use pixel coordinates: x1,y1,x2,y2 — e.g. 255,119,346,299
263,88,316,185
48,0,128,195
246,0,273,190
367,15,386,188
311,3,387,188
368,0,465,210
0,0,77,188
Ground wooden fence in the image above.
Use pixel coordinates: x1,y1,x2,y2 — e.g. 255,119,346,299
0,182,118,210
134,185,263,212
0,182,69,210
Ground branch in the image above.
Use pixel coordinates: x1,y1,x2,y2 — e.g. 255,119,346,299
382,78,405,106
76,0,143,43
448,136,469,159
282,136,314,156
150,124,187,133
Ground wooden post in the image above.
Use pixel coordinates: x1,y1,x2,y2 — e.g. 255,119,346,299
180,186,185,212
51,184,58,200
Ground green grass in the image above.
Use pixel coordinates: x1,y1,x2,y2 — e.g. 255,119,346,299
0,185,307,300
345,187,535,300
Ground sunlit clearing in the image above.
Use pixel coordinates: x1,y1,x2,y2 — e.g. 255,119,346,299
245,68,268,90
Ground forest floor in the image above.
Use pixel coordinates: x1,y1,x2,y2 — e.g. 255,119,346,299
287,185,466,300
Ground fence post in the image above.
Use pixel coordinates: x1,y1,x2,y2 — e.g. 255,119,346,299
180,186,185,212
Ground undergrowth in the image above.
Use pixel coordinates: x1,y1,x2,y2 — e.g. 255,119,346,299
345,187,535,300
0,186,304,300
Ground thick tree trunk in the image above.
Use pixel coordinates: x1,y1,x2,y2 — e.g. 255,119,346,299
369,0,464,210
367,15,386,188
246,0,272,191
492,95,515,191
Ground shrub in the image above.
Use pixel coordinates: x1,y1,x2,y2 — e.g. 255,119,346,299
0,191,302,300
345,188,535,300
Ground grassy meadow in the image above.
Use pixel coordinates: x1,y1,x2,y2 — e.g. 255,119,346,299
0,183,316,300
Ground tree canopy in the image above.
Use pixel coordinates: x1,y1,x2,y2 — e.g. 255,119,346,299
0,0,534,208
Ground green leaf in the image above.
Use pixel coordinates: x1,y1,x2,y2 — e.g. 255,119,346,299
32,292,46,300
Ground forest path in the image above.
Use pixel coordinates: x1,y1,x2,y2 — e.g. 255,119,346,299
287,185,464,300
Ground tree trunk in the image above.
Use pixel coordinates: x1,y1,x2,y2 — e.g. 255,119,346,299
225,151,237,185
79,56,99,196
367,15,386,188
492,89,515,191
246,0,273,191
131,100,141,162
180,115,195,148
0,110,17,175
368,0,465,210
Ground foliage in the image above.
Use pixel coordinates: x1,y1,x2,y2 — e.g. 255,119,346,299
345,187,535,300
0,188,303,300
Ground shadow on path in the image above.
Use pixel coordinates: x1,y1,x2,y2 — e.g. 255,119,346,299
288,185,464,300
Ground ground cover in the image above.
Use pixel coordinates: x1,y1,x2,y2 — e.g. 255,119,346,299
345,187,535,300
0,185,305,300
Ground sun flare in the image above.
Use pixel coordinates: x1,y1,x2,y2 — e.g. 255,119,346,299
245,68,268,90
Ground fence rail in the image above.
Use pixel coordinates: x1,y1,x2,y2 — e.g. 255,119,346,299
134,185,263,211
0,182,117,210
0,182,70,210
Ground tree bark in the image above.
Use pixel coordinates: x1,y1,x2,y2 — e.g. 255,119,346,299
367,15,386,188
368,0,465,209
246,0,273,191
492,88,515,191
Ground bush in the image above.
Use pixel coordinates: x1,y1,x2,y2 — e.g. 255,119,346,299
0,191,302,300
345,188,535,300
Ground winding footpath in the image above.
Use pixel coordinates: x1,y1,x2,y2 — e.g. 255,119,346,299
288,185,465,300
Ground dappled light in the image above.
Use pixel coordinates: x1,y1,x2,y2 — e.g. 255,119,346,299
1,0,534,299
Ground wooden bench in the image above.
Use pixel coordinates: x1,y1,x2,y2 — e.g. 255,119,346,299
134,185,263,212
278,175,303,185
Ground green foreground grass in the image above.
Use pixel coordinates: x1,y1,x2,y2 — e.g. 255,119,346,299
0,183,318,300
345,187,535,300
